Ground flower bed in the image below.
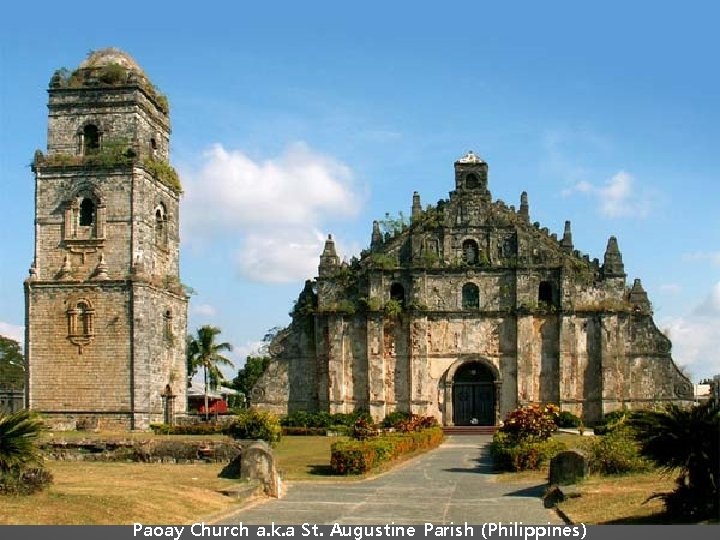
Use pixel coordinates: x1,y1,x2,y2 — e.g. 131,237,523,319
330,426,444,474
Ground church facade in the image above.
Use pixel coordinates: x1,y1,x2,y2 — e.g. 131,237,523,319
253,152,694,424
25,49,188,430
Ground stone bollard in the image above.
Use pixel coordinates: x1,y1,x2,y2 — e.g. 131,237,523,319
219,441,283,498
548,450,588,486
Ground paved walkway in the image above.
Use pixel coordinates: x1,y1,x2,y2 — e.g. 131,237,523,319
214,435,561,525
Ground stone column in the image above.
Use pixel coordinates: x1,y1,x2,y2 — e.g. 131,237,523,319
326,314,346,414
408,315,430,415
516,314,537,404
366,313,385,421
558,314,581,416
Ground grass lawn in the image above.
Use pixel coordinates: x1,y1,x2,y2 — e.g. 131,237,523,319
0,461,242,525
273,435,350,480
0,435,348,524
491,432,687,524
556,472,678,524
495,466,682,524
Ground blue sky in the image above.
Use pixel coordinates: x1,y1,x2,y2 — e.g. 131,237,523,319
1,1,718,382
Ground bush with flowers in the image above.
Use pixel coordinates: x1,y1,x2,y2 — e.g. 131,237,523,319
491,403,565,471
331,415,443,474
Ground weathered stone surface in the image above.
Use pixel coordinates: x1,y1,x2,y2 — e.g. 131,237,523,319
26,49,188,430
549,450,588,486
252,152,694,424
219,441,282,498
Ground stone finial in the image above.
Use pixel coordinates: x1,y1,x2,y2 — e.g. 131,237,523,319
93,253,109,280
371,220,382,248
318,234,340,276
28,261,38,281
628,278,651,313
59,254,73,281
519,191,529,221
132,253,145,276
561,220,573,252
603,236,625,278
412,191,422,221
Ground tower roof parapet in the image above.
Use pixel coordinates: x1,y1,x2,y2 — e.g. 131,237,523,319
78,48,146,76
455,150,486,164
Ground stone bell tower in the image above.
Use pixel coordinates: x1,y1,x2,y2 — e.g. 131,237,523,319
25,48,188,430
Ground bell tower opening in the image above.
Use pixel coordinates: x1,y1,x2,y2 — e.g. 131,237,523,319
82,124,100,154
79,198,95,227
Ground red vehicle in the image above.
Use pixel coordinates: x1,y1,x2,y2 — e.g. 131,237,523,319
198,398,228,414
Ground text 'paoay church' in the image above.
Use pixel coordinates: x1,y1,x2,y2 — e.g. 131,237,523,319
24,48,693,430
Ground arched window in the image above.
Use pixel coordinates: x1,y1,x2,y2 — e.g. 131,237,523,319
78,302,94,335
462,239,479,265
390,282,405,308
83,124,100,154
155,203,168,246
67,299,95,353
164,309,173,342
465,173,480,190
79,198,95,227
462,282,480,310
538,281,553,305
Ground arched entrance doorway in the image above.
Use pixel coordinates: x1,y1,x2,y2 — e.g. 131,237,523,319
452,362,496,425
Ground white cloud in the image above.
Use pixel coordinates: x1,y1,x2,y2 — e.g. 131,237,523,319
659,283,682,295
191,303,217,318
236,229,327,283
184,142,359,231
562,171,650,218
0,322,24,344
693,282,720,317
682,251,720,267
183,143,362,283
660,281,720,381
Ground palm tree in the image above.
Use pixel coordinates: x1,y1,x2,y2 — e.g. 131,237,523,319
629,401,719,519
186,325,234,420
0,409,46,474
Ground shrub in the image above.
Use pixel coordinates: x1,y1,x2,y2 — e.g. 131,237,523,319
224,409,282,447
281,426,329,436
578,426,652,475
629,401,719,520
0,410,47,473
592,409,630,434
143,158,182,193
149,423,225,436
352,418,379,441
331,427,444,474
381,411,412,429
384,299,403,318
0,410,51,495
499,403,559,442
390,413,439,433
0,467,54,495
556,411,582,428
490,431,567,472
280,410,371,429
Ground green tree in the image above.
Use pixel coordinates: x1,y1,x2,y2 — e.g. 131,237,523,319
0,409,45,473
629,401,720,520
0,335,24,391
232,356,271,404
186,326,234,420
